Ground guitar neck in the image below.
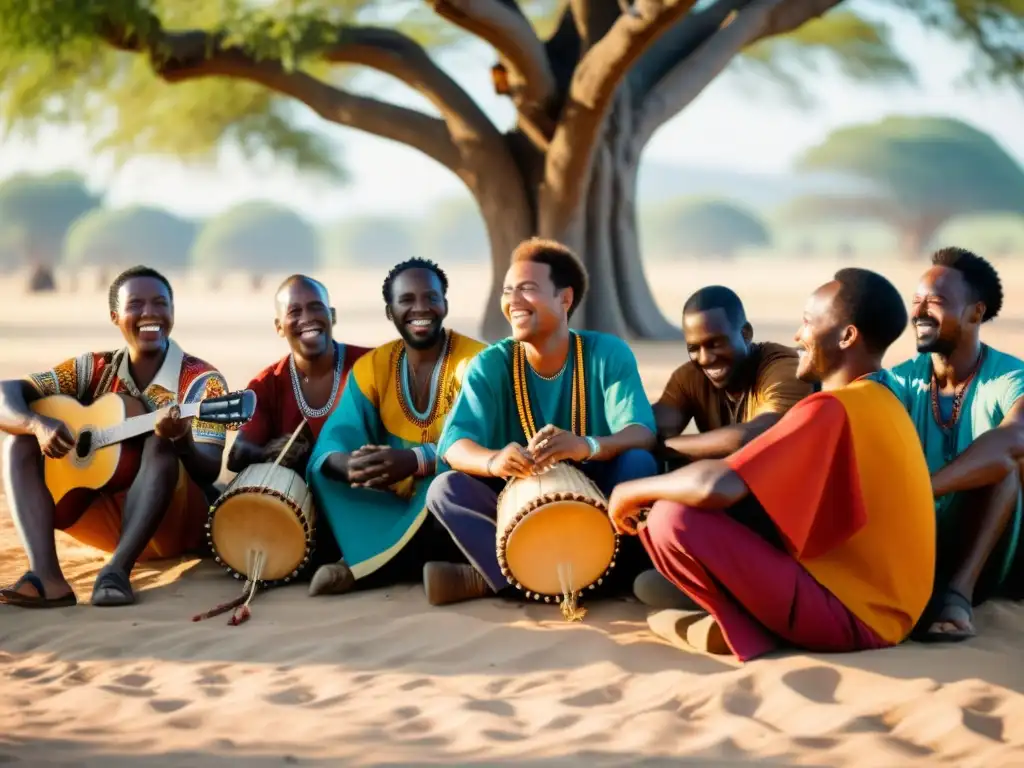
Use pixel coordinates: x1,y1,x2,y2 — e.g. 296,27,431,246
96,402,201,448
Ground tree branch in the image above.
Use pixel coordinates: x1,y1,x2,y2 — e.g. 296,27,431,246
540,0,698,237
628,0,751,105
97,15,498,173
636,0,841,146
428,0,557,111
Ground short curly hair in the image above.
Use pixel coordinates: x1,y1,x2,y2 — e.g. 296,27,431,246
108,266,173,313
382,258,449,304
932,246,1003,322
510,238,589,318
832,267,907,355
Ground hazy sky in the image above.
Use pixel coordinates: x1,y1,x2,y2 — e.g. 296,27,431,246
0,3,1020,223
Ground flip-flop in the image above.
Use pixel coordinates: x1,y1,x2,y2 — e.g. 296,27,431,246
90,565,135,607
0,571,77,609
916,587,975,643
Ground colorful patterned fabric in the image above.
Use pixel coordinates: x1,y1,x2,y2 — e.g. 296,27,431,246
306,330,486,580
25,339,229,447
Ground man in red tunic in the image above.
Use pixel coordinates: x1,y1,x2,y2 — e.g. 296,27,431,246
227,275,370,476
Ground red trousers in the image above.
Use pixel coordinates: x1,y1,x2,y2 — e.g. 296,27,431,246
640,501,889,662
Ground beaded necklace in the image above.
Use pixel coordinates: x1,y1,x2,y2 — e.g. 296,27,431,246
929,347,984,431
513,333,587,440
392,331,453,440
289,341,342,420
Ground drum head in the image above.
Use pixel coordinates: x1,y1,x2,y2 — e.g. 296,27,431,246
505,499,616,596
211,492,307,582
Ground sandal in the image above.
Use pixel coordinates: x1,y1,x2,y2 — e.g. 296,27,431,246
0,571,77,609
917,587,975,643
90,565,135,607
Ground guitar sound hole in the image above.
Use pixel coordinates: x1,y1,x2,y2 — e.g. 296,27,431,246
76,431,93,459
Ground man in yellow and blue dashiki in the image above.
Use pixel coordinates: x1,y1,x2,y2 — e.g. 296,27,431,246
306,259,486,596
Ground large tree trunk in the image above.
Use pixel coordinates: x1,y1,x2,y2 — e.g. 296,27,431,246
898,214,945,260
471,91,681,342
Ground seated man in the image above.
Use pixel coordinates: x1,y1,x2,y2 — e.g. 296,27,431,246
425,238,658,607
227,274,370,477
0,266,229,608
873,248,1024,642
639,285,813,607
306,259,485,596
607,268,936,662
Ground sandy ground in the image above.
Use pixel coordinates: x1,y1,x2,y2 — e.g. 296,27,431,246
1,257,1023,767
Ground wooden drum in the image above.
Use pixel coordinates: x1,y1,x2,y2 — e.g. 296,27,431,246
207,463,316,587
495,462,618,605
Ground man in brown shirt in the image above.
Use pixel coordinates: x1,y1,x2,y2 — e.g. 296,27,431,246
637,285,814,608
655,285,812,462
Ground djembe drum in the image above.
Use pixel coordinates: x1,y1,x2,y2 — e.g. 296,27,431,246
207,462,316,587
495,462,618,621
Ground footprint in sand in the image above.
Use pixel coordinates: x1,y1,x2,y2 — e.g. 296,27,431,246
9,666,45,680
392,706,420,720
264,686,317,706
720,676,762,719
399,679,431,692
482,729,528,742
545,714,581,730
149,699,189,714
63,667,98,687
167,714,204,730
781,666,842,705
100,673,155,698
561,684,625,708
465,699,516,718
305,693,351,710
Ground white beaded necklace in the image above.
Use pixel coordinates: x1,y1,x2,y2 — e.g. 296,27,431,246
289,341,343,420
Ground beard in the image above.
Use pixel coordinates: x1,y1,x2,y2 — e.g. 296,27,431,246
399,323,445,351
914,322,957,356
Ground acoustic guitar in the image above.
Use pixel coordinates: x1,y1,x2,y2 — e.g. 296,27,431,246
30,390,257,503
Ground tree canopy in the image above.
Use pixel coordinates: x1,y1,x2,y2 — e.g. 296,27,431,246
322,215,417,267
64,205,198,270
787,116,1024,254
644,197,771,258
1,1,1020,334
191,201,319,273
0,172,101,268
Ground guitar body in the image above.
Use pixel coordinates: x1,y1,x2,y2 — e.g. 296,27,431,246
30,393,147,504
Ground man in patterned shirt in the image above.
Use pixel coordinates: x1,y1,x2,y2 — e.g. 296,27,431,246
0,266,229,608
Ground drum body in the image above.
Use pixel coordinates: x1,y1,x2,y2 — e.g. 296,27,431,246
207,463,315,586
495,462,618,601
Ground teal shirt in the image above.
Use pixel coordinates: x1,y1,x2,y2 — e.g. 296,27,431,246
437,331,655,462
870,344,1024,585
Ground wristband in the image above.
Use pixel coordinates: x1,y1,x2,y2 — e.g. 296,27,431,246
486,452,499,476
584,436,599,461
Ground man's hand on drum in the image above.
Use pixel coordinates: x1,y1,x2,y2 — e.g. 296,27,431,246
487,443,534,479
261,435,310,470
347,445,419,488
528,424,590,471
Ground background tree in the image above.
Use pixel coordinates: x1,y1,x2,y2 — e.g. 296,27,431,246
0,172,101,273
784,116,1024,256
191,201,319,284
64,205,198,272
322,215,418,268
423,198,489,264
643,197,770,258
0,1,1019,336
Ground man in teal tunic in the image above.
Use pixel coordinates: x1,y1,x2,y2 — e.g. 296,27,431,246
424,238,659,606
872,247,1024,642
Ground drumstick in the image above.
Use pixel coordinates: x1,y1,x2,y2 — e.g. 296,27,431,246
272,418,308,469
